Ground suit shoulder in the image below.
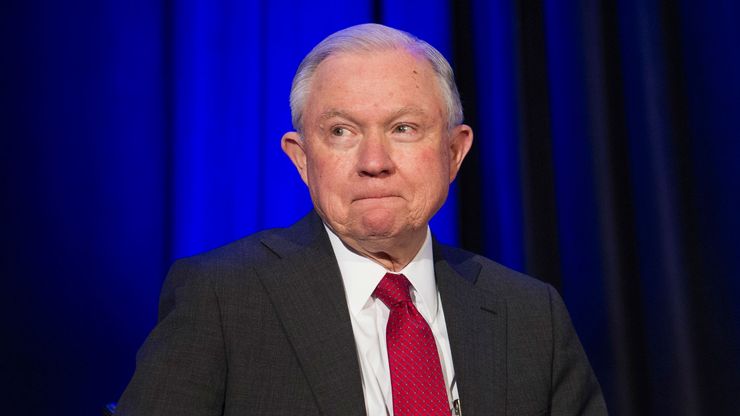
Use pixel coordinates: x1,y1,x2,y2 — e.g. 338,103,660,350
157,227,294,319
173,212,323,275
173,227,289,274
439,244,553,299
162,227,290,295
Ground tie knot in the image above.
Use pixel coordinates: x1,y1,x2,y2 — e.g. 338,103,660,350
373,273,413,308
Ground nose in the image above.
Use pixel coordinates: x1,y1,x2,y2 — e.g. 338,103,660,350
356,132,395,178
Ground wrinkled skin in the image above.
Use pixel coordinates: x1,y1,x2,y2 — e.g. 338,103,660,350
282,48,473,271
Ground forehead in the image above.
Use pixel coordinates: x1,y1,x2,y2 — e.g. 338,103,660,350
304,48,445,118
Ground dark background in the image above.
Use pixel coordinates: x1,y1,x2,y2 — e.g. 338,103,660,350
2,0,738,415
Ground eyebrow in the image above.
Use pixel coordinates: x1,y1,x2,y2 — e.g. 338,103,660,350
318,109,355,123
318,106,428,123
389,106,427,120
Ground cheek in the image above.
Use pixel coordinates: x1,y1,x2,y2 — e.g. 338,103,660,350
402,147,451,208
414,147,450,183
306,153,348,201
305,146,331,182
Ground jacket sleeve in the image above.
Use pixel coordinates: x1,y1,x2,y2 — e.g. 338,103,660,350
547,285,609,415
115,259,227,416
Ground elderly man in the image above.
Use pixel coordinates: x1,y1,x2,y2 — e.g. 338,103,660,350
117,23,607,415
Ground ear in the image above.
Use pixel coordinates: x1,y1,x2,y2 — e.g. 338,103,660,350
281,131,309,185
447,124,474,182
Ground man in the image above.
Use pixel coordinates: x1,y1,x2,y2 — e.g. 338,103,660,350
117,23,607,415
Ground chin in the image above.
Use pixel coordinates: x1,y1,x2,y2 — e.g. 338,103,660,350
353,223,397,241
357,210,400,236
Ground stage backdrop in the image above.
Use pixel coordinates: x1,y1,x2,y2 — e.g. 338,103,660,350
2,0,738,415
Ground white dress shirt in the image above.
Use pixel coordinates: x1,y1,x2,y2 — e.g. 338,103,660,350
325,224,459,416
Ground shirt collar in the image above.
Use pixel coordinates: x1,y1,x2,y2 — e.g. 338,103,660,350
325,224,437,320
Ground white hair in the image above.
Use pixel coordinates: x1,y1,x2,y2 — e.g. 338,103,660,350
289,23,464,132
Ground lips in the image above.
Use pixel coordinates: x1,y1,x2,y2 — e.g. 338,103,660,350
353,194,399,202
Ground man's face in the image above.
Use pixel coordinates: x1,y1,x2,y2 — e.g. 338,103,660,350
283,49,472,248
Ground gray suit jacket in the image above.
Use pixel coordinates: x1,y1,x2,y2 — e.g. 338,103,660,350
116,211,607,415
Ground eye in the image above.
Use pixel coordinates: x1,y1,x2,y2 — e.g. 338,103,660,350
331,126,349,137
393,124,416,134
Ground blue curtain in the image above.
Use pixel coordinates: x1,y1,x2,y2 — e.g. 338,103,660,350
3,0,738,414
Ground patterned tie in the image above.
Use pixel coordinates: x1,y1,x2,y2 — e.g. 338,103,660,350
373,273,449,416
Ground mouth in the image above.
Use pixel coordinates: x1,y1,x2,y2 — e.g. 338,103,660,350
353,194,400,202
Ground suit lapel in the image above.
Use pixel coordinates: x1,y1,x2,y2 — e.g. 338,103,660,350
254,213,509,415
256,213,366,416
436,244,508,416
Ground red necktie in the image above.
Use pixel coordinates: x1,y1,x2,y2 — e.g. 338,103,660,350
373,273,449,416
